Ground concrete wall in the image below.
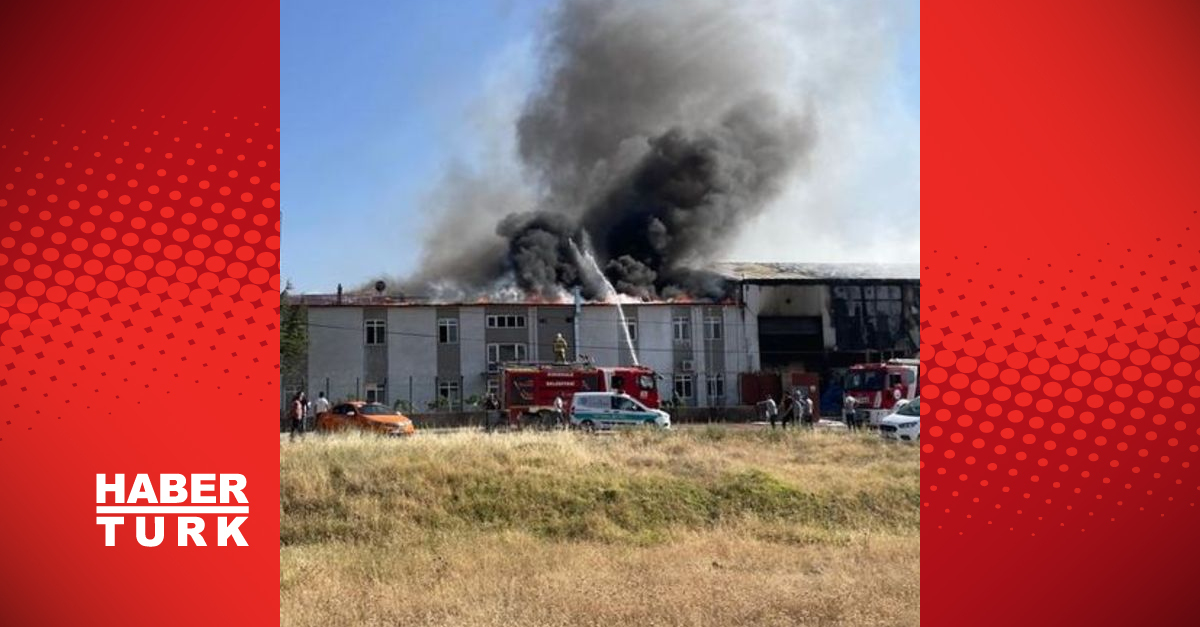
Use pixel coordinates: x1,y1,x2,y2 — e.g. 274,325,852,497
305,302,748,410
460,306,487,400
535,305,575,363
636,305,674,401
743,284,833,349
387,307,437,410
578,304,620,368
308,307,365,402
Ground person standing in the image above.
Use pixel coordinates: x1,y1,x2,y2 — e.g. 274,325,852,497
843,393,858,431
802,392,815,429
553,394,566,429
780,393,795,430
288,392,305,441
765,394,779,429
313,391,331,431
483,392,501,432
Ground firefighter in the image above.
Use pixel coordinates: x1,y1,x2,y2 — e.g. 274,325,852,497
764,394,779,429
553,333,569,363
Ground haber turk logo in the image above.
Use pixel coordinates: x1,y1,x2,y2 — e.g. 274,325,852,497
95,474,250,547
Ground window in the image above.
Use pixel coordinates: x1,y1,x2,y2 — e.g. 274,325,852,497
673,374,693,401
487,343,528,371
625,319,637,342
672,316,691,342
612,396,644,412
887,373,904,389
486,314,526,329
437,381,460,408
486,378,500,397
704,316,722,340
364,319,386,345
438,318,459,344
365,383,385,404
707,374,725,401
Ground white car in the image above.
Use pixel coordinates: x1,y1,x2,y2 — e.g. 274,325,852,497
570,391,671,430
879,397,920,442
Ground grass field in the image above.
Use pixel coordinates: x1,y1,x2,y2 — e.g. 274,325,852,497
280,428,920,626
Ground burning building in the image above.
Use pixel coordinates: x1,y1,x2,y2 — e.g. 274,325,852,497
281,0,920,414
284,262,919,414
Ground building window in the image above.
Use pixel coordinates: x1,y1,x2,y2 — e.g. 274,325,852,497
438,318,459,344
672,316,691,342
365,383,385,404
704,316,722,340
673,374,694,402
437,380,460,409
487,343,528,371
624,319,638,342
706,374,724,403
364,319,386,345
486,314,526,329
486,377,500,397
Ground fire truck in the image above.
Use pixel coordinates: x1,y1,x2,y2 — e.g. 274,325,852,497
500,362,661,428
844,358,920,427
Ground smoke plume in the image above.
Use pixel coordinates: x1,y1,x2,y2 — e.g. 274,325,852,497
406,0,820,301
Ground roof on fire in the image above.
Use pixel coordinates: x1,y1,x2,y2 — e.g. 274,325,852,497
710,262,920,283
290,262,920,306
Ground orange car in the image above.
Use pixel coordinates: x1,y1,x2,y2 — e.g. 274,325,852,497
316,401,416,436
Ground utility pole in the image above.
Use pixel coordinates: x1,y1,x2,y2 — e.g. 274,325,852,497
573,286,582,362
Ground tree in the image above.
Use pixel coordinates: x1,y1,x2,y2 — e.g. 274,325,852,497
280,281,308,386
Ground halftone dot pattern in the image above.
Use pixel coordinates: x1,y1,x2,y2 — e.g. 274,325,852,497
0,109,280,444
922,237,1200,534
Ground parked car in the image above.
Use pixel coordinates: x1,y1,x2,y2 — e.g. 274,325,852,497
879,397,920,442
570,391,671,430
316,401,416,436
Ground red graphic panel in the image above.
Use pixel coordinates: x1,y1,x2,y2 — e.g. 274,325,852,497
926,2,1200,625
0,1,280,625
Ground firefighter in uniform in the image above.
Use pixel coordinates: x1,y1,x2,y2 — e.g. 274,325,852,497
553,333,569,363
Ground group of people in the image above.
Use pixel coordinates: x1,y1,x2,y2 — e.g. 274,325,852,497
761,391,814,429
287,390,331,441
760,391,863,430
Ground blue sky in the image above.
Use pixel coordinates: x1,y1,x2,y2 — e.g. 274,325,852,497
282,0,920,292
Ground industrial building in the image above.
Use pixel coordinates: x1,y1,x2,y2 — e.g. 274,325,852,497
283,262,919,413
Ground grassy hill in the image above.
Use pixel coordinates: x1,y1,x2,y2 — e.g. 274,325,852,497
281,429,919,626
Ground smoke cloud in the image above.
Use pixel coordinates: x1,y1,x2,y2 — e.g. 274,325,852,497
404,0,839,301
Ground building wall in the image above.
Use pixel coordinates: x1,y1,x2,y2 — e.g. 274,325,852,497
459,306,487,401
578,304,621,368
307,307,365,402
301,293,920,411
387,307,437,410
636,305,674,402
535,305,575,363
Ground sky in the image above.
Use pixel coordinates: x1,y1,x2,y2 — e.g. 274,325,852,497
282,0,920,293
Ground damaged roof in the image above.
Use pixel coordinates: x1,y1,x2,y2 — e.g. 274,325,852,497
711,262,920,283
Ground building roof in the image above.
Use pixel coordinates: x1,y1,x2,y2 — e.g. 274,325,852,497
289,262,919,306
710,262,920,283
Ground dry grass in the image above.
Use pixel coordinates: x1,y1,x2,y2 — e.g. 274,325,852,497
281,429,919,626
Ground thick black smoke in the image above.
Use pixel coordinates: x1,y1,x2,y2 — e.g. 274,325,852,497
407,0,815,301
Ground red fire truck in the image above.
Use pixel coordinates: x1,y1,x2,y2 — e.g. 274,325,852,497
844,358,920,427
500,362,661,428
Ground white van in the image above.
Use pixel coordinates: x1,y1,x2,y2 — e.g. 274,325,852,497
570,392,671,430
